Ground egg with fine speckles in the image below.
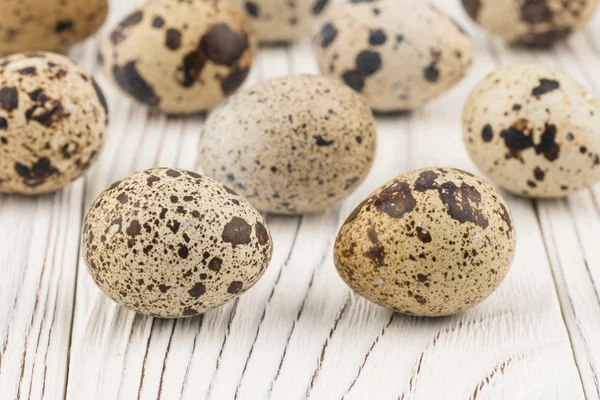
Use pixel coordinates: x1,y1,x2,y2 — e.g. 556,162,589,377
82,168,273,318
462,0,600,47
334,168,516,317
463,63,600,198
233,0,332,43
198,74,377,215
0,52,108,195
0,0,108,53
99,0,256,114
313,0,473,112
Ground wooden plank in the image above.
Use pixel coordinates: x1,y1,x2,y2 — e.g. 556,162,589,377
529,12,600,398
0,186,82,400
480,10,600,399
0,25,103,400
298,2,585,399
66,20,299,400
160,45,299,400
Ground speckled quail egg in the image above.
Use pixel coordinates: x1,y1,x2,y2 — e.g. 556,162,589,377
198,74,377,215
462,0,600,47
82,168,273,318
100,0,256,114
0,52,108,195
334,168,516,317
463,64,600,198
313,0,473,112
233,0,332,43
0,0,108,53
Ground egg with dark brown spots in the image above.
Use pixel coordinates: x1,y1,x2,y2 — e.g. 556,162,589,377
0,0,108,53
233,0,332,43
198,74,377,215
462,0,599,47
0,52,108,194
334,168,515,317
99,0,256,114
463,63,600,198
82,168,273,318
313,0,473,112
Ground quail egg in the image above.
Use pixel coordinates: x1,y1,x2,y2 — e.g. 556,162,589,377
334,168,516,317
314,0,473,112
198,74,377,215
0,52,108,194
463,63,600,198
0,0,108,53
100,0,256,114
233,0,332,43
462,0,600,47
82,168,273,318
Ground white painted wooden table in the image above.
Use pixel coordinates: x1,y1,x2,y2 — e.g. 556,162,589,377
1,0,600,399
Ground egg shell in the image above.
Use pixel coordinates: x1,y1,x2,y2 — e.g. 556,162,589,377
462,0,600,47
100,0,256,114
0,0,108,53
334,168,516,317
313,0,473,112
463,63,600,198
82,168,273,318
0,52,108,194
233,0,332,43
198,74,377,215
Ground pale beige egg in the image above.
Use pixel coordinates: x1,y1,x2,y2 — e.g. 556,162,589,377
463,63,600,198
0,52,108,194
462,0,600,47
314,0,473,112
233,0,332,43
0,0,108,53
334,168,516,317
82,168,273,318
100,0,256,114
198,74,377,215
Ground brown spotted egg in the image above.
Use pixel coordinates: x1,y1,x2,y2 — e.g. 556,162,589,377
462,0,600,47
463,64,600,198
100,0,256,114
198,74,377,215
334,168,516,317
233,0,332,43
82,168,273,318
0,0,108,53
314,0,473,112
0,52,108,194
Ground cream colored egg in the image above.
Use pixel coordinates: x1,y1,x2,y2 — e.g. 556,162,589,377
233,0,332,43
100,0,256,114
0,0,108,53
463,63,600,198
462,0,600,47
0,52,108,194
198,74,377,215
82,168,273,318
313,0,473,112
334,168,516,317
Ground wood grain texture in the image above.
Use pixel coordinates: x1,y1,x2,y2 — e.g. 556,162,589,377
0,0,599,399
533,12,600,399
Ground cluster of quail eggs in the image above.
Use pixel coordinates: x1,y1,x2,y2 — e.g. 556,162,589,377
2,0,600,320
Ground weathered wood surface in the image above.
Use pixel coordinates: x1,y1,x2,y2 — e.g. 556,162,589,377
0,0,599,399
